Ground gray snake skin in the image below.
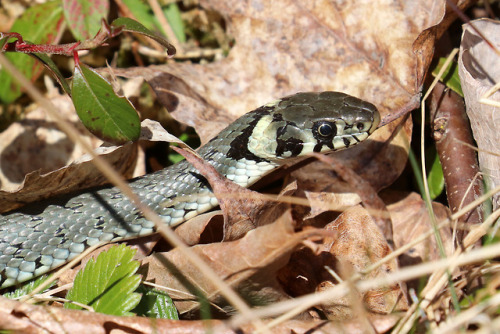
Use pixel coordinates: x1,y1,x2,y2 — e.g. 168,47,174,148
0,92,380,288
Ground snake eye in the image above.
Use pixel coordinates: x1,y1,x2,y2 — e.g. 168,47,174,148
316,122,335,137
356,123,365,131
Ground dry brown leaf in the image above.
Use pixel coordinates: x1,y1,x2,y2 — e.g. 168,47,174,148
174,211,224,246
308,153,393,244
172,146,293,240
116,0,447,144
321,205,407,318
305,190,361,217
0,143,138,213
0,295,401,333
279,205,407,320
458,18,500,211
0,118,190,213
140,209,320,314
386,191,453,265
0,96,100,189
0,94,140,212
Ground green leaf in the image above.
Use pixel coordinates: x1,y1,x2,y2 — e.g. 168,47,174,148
163,3,186,43
0,1,64,103
71,62,141,143
111,17,176,56
62,0,109,40
432,57,463,97
121,1,186,43
65,244,142,316
133,285,179,319
426,147,445,200
3,275,53,299
120,0,157,31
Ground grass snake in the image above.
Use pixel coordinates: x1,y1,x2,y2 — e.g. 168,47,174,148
0,91,380,288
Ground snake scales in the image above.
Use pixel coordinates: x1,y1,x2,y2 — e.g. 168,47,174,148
0,91,380,288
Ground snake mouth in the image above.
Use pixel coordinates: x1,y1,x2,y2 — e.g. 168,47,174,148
367,108,381,134
306,130,371,154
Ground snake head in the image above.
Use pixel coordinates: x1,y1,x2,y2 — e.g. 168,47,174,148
247,91,380,162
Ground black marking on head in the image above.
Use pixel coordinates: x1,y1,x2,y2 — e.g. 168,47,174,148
343,137,351,148
352,135,361,143
276,125,286,137
313,143,323,153
272,111,284,123
226,109,271,163
276,137,304,157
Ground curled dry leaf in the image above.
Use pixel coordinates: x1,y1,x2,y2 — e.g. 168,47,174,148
171,146,295,241
319,206,408,316
140,209,323,315
174,211,224,246
308,153,393,244
278,205,407,320
458,18,500,210
0,95,139,212
386,191,453,264
0,97,85,191
0,118,187,213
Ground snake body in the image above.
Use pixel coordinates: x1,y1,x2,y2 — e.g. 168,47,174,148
0,92,380,288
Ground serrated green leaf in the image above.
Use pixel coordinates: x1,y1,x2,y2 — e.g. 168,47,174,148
432,57,463,97
111,17,176,56
62,0,109,40
3,275,53,299
133,285,179,319
0,1,63,103
65,244,142,316
71,63,141,143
